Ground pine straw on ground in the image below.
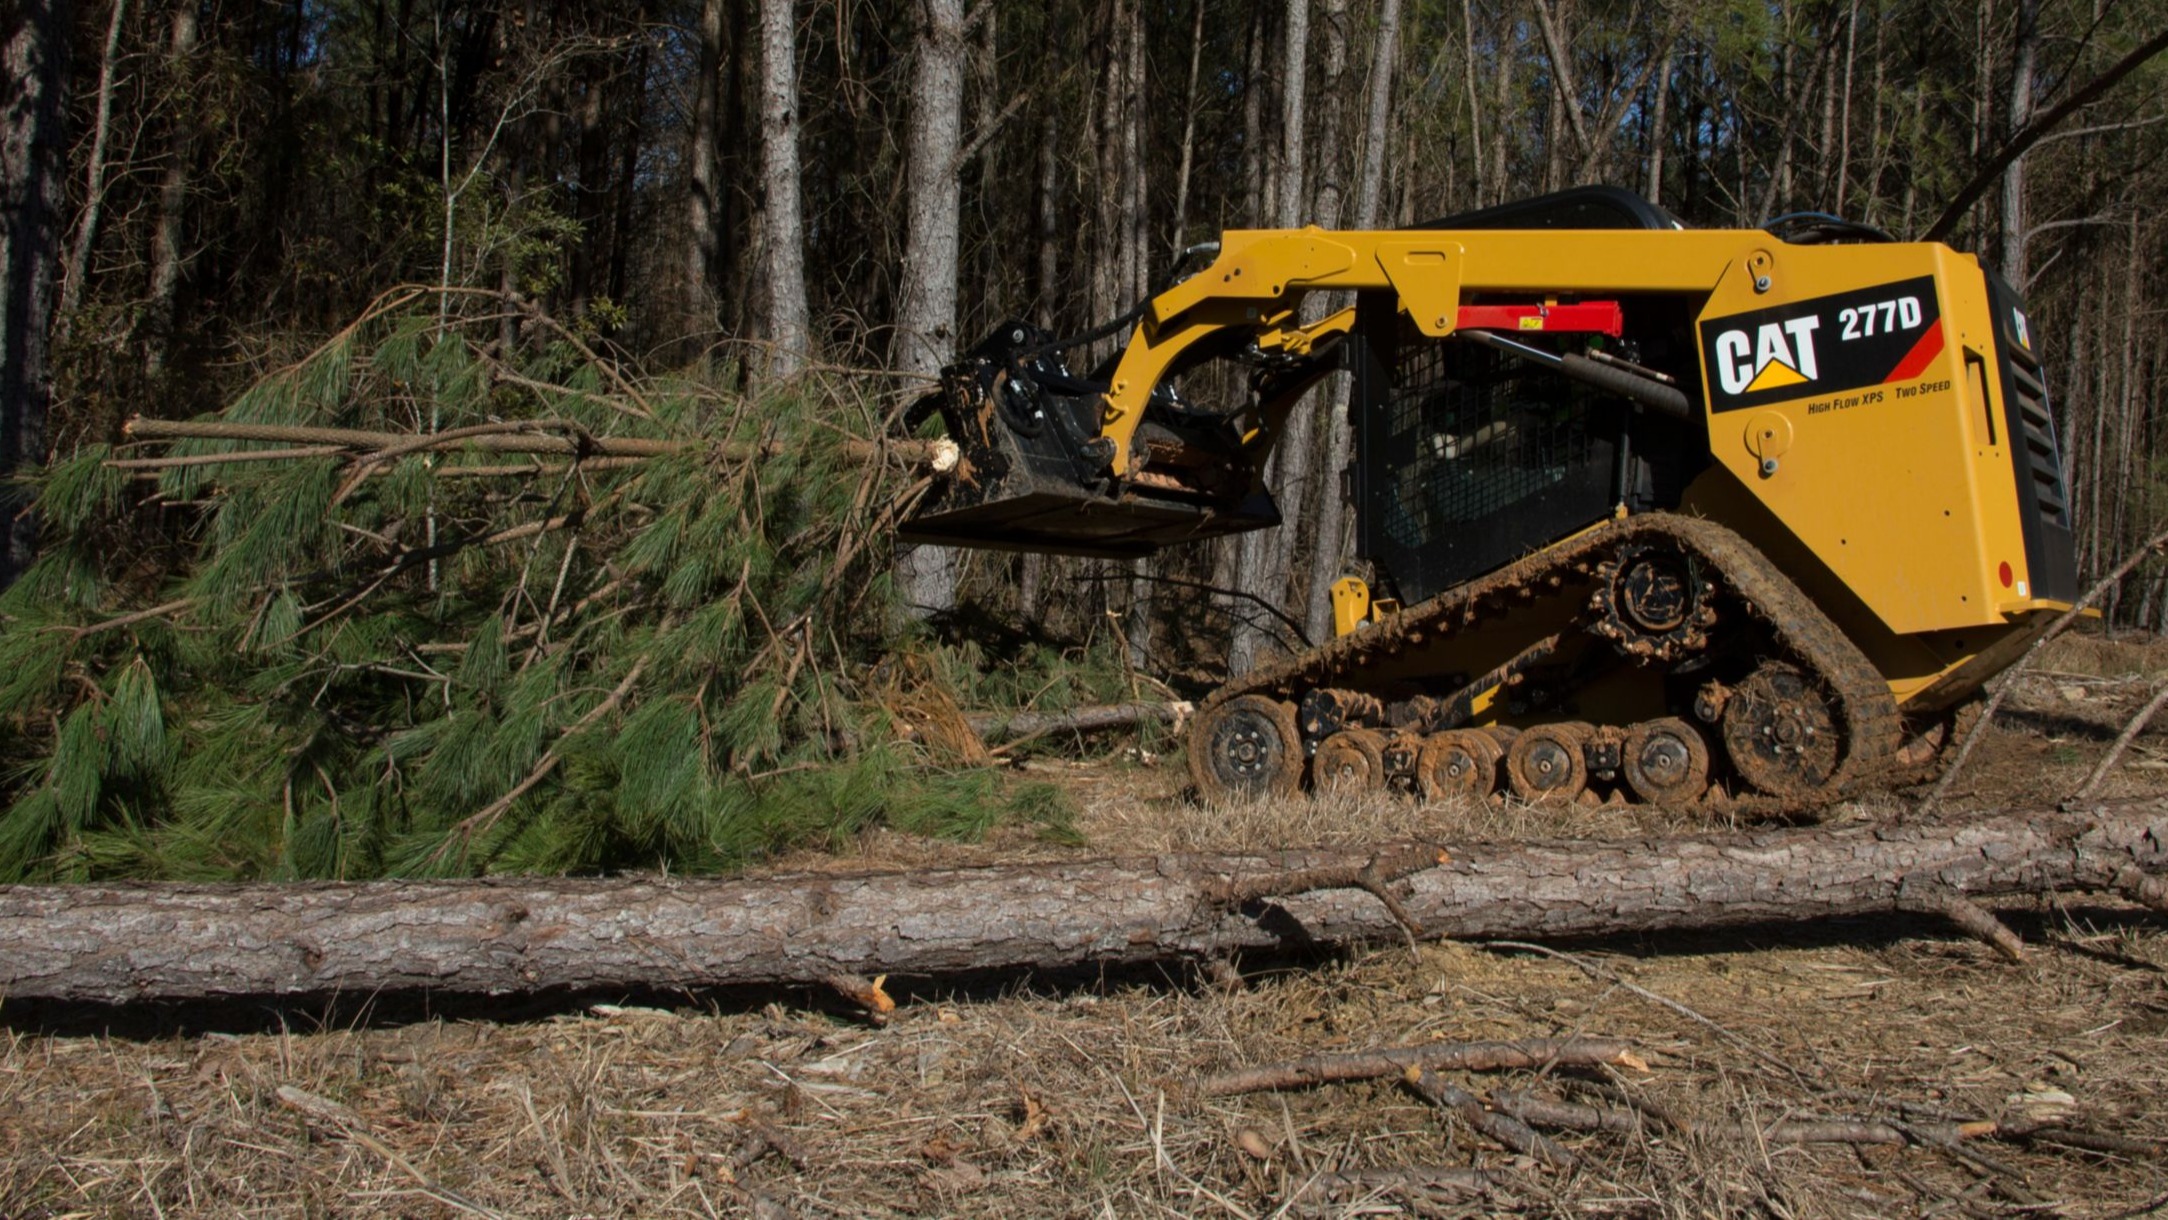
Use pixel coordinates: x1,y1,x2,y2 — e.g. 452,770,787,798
4,635,2168,1218
2,895,2162,1218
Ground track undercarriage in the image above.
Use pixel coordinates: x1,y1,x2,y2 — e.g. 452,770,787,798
1188,513,1909,811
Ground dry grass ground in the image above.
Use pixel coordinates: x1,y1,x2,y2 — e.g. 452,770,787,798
3,634,2166,1218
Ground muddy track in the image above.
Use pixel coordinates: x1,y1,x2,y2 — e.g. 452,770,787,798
1203,513,1903,808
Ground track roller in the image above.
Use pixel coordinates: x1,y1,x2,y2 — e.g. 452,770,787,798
1416,730,1502,801
1622,717,1711,804
1720,663,1841,795
1188,694,1304,798
1505,722,1591,803
1313,728,1388,792
1379,731,1426,791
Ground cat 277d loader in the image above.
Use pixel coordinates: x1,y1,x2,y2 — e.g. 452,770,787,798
899,187,2078,809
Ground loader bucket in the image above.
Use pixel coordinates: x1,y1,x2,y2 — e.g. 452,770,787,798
897,322,1279,559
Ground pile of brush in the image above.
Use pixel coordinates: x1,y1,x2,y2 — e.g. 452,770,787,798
0,287,1085,882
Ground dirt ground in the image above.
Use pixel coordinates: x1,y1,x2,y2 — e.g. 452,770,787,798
4,636,2166,1218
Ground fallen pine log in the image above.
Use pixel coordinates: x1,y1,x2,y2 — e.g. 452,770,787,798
1,800,2164,1006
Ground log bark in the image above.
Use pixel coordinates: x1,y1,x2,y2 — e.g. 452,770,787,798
2,801,2163,1006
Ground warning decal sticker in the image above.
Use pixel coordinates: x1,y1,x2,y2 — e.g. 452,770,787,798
1700,275,1944,413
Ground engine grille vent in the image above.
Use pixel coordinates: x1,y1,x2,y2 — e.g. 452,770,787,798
2004,347,2069,530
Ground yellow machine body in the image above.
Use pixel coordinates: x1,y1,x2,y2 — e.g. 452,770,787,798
905,188,2078,789
1094,227,2069,711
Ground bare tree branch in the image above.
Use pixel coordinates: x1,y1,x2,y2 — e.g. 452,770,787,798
1924,25,2168,241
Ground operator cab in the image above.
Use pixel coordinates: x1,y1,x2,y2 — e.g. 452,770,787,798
1355,187,1709,605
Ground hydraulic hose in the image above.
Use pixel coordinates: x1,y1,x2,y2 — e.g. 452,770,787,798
1459,329,1693,421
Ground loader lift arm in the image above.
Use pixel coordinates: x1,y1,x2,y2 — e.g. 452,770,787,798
900,224,1745,558
1090,227,1744,476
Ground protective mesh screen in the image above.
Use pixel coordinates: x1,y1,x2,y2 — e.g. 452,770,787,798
1375,336,1601,553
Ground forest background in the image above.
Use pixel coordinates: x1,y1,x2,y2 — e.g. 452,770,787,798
0,0,2162,882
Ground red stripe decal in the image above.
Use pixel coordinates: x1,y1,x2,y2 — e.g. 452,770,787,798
1886,320,1945,382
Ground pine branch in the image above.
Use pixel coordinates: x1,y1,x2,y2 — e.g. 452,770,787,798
117,417,957,471
106,445,350,470
431,648,655,866
61,599,201,641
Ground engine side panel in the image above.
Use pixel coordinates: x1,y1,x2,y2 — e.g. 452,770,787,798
1692,245,2064,636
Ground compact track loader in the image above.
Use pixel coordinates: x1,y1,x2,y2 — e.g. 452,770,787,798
901,187,2078,809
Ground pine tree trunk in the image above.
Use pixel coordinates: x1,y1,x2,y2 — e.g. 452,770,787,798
55,0,126,338
758,0,810,379
4,803,2162,1005
1862,1,1885,225
1269,0,1343,636
716,0,754,342
1021,102,1054,626
1169,0,1206,252
1,0,69,588
1228,0,1311,675
141,0,195,375
1242,9,1267,226
1833,0,1857,214
895,0,967,617
1643,39,1673,204
1531,0,1592,184
2000,0,2038,282
1899,77,1924,233
684,0,724,335
894,0,964,377
1273,0,1310,232
568,61,609,319
1489,7,1515,209
1301,0,1395,645
605,43,648,307
1035,109,1059,325
1817,10,1839,209
1121,3,1154,671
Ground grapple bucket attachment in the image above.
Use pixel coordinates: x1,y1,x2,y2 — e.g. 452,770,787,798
897,323,1279,559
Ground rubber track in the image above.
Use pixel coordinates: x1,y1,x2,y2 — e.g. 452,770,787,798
1205,514,1902,807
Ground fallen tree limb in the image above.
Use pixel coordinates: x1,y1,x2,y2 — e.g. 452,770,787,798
1922,526,2168,814
1196,1037,1634,1098
1286,1164,1503,1204
1405,1067,1576,1168
1488,1089,2162,1159
963,701,1192,745
2070,677,2168,806
886,702,1191,753
1490,1089,1932,1146
117,416,958,472
1,800,2164,1006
